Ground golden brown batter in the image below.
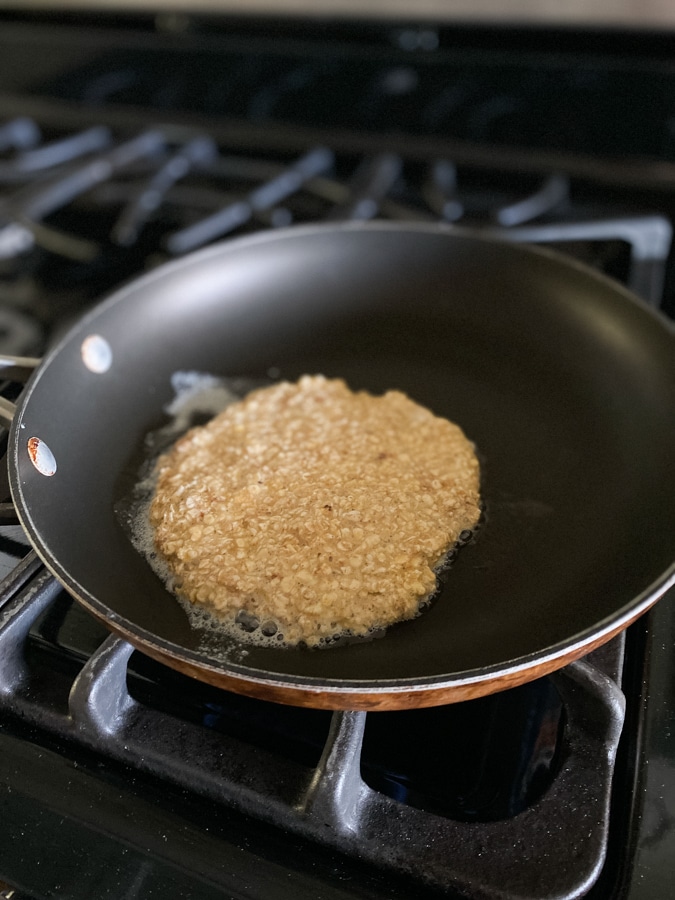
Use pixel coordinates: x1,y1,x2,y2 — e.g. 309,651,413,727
150,376,481,647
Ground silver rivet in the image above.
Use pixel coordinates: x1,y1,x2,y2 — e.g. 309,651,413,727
81,334,112,373
27,437,57,476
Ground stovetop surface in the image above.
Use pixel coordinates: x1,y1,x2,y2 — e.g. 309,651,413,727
0,14,672,900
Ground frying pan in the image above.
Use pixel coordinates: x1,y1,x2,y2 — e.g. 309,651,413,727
5,222,675,710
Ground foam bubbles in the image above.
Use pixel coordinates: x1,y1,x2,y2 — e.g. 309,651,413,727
118,371,481,657
173,595,291,653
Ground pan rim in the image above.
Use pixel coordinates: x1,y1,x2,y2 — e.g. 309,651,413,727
8,221,675,698
19,222,675,375
20,545,675,695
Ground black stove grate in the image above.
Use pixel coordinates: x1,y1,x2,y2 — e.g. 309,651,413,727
0,555,626,899
0,115,671,367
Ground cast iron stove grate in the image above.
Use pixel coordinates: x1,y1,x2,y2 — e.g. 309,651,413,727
0,554,627,899
0,114,670,358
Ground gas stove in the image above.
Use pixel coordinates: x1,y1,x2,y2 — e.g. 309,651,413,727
0,13,673,900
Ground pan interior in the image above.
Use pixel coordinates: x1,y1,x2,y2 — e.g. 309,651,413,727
11,226,675,687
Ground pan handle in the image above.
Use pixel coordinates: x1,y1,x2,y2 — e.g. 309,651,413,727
0,354,41,384
0,355,40,429
0,398,15,430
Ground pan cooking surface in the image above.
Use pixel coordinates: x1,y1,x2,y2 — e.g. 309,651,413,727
9,224,675,701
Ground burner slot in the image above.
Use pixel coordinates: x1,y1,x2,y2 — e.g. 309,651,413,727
359,678,564,822
127,651,333,769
